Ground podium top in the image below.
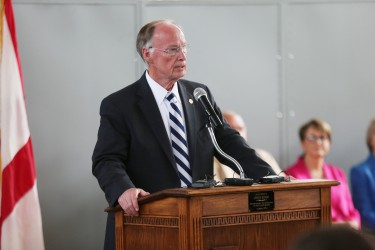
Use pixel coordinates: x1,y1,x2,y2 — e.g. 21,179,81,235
105,179,339,212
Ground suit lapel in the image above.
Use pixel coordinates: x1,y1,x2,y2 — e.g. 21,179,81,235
136,76,176,168
136,75,199,180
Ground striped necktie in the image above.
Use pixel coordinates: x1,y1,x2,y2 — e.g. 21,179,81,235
165,92,192,187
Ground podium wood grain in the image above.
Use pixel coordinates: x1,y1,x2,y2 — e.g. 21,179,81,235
107,179,338,250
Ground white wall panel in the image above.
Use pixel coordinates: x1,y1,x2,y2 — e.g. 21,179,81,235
285,2,375,170
14,4,137,249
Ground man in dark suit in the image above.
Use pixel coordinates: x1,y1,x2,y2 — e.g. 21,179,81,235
92,19,275,250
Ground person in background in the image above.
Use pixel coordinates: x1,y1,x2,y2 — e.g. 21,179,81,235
289,226,374,250
214,111,282,181
92,19,275,250
285,118,361,230
351,118,375,233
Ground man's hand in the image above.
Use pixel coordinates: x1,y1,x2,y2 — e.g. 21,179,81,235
118,188,150,216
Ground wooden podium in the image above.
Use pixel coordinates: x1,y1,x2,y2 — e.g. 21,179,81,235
108,179,338,250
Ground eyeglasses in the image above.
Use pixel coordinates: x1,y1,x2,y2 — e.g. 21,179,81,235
305,134,329,143
148,45,189,56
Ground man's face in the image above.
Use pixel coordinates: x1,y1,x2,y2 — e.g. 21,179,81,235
224,113,248,140
143,24,187,88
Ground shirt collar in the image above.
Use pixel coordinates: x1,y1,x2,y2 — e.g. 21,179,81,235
146,71,180,105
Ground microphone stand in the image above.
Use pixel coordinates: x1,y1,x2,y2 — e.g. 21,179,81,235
206,122,246,180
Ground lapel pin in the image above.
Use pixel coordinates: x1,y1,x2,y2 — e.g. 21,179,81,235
189,99,193,104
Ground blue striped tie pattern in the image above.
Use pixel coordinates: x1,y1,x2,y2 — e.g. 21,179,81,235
165,92,192,187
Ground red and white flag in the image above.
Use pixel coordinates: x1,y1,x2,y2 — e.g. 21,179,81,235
0,0,45,249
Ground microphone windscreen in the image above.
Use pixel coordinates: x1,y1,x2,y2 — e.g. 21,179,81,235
193,87,206,101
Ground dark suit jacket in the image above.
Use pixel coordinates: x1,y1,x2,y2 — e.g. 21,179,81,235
92,72,275,249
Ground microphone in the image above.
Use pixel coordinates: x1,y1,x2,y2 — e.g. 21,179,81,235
193,88,222,128
193,87,252,186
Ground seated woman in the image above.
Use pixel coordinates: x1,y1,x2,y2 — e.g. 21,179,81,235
351,118,375,232
285,118,361,229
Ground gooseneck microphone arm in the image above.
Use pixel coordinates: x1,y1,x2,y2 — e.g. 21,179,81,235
206,122,245,179
193,87,246,179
